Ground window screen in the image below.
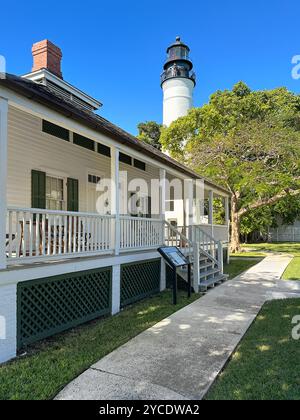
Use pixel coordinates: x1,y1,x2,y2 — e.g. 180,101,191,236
73,133,95,151
119,153,132,166
134,159,146,171
42,120,70,142
97,143,111,158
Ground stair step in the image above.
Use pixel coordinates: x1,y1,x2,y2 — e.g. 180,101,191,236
199,268,221,279
200,262,216,270
200,274,228,291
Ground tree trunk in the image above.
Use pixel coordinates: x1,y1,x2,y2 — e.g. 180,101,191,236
230,195,241,253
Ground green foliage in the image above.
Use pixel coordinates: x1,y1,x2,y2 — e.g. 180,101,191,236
240,207,273,237
137,121,162,150
161,82,300,237
213,197,226,225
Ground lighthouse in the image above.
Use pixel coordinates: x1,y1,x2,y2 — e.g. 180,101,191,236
161,37,196,127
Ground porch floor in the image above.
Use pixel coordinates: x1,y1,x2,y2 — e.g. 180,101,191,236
56,255,294,400
1,249,160,274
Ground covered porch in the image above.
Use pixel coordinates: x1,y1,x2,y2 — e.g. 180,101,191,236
0,98,230,270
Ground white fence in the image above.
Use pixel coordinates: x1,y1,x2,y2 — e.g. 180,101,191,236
269,225,300,242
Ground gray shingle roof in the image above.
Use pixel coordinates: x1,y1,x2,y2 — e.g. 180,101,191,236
0,73,230,195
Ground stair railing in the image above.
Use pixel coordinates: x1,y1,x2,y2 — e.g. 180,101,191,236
164,221,200,291
192,225,223,272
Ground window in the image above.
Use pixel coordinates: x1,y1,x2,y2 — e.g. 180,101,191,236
42,120,70,142
119,152,132,166
167,186,175,212
46,176,65,210
134,159,146,171
88,174,101,184
73,133,95,151
97,143,111,158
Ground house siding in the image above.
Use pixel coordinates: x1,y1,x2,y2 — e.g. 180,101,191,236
7,106,159,214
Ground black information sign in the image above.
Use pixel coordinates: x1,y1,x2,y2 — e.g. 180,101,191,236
158,246,192,305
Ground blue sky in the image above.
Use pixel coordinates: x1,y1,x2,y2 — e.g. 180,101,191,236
1,0,300,134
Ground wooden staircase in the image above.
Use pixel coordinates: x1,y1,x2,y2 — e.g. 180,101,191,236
164,222,228,292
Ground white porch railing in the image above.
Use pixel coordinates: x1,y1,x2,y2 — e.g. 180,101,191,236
212,224,229,243
6,208,167,265
195,224,229,244
6,208,230,267
120,216,163,251
6,207,115,263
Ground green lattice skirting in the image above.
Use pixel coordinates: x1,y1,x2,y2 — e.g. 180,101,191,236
121,259,161,307
17,267,112,349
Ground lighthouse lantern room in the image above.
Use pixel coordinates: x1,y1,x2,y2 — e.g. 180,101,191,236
161,37,196,127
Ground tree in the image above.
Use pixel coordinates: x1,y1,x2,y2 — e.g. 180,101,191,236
160,83,300,252
137,121,162,150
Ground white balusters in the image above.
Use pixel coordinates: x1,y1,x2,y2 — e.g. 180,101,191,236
119,217,163,251
6,207,114,263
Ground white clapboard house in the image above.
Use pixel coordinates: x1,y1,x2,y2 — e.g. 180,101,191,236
0,40,230,363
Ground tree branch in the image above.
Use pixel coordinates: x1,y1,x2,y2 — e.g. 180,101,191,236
238,188,300,217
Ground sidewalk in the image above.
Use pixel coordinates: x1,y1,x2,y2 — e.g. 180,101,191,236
56,254,298,400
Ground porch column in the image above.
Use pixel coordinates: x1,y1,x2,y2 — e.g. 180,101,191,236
159,169,167,288
184,179,194,241
208,190,214,237
159,169,166,221
225,196,230,264
225,196,230,226
0,97,8,270
111,146,120,256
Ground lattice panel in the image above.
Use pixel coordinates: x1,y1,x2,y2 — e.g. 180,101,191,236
121,259,161,307
17,267,111,349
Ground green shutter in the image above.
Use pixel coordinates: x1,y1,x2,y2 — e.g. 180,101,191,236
67,178,79,212
31,170,46,209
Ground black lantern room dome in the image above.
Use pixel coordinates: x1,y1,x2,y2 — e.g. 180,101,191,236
161,37,196,86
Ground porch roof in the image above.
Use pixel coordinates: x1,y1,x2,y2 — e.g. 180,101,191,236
0,74,230,196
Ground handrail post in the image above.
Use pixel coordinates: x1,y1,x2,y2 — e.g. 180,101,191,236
217,240,224,273
193,242,200,293
0,98,8,270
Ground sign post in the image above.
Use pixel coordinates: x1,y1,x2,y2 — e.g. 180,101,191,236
158,246,192,305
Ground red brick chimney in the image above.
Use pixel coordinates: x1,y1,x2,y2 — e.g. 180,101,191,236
32,40,63,79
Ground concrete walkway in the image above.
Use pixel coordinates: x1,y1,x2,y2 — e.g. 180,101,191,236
56,254,300,401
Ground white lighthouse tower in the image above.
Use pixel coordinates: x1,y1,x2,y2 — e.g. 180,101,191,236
161,37,196,127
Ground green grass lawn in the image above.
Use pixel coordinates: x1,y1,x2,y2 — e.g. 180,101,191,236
240,242,300,256
0,290,201,400
282,257,300,281
224,257,262,279
206,299,300,400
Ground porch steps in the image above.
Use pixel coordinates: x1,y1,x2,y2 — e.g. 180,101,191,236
165,221,229,294
199,274,228,292
176,248,228,293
